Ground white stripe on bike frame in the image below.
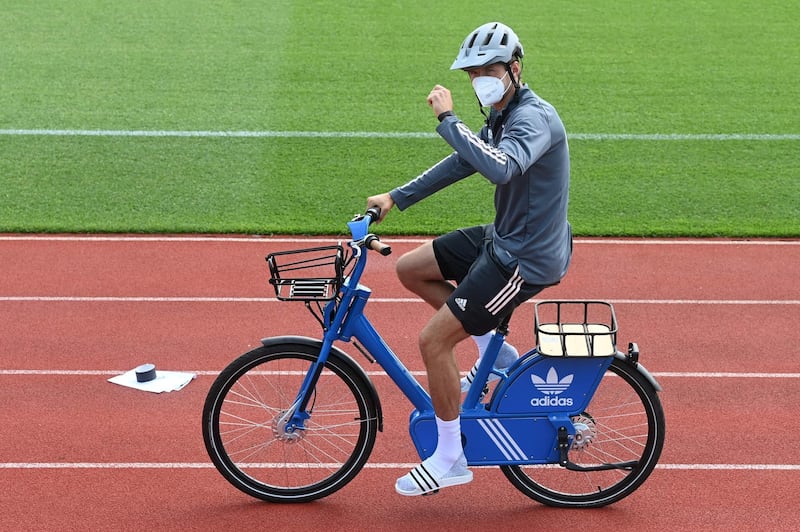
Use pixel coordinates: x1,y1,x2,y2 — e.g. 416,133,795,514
477,418,525,461
485,419,525,461
485,266,523,315
487,419,527,459
477,419,514,460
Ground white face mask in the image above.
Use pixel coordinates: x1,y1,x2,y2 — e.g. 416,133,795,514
471,71,510,107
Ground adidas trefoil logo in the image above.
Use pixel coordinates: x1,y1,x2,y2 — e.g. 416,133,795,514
530,367,575,407
531,367,573,395
455,297,467,312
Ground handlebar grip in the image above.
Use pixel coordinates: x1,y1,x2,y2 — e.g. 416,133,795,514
365,234,392,256
366,206,382,225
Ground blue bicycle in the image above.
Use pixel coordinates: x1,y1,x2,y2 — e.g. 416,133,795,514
202,209,665,508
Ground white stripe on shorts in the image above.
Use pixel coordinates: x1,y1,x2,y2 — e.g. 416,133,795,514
485,266,523,315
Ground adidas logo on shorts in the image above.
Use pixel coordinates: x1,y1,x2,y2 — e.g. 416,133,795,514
455,297,467,311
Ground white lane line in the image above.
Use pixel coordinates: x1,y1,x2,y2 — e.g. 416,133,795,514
1,296,798,305
1,235,798,245
1,462,798,470
2,370,798,379
2,129,799,141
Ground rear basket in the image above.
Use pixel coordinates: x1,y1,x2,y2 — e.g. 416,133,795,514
266,245,344,301
535,301,618,357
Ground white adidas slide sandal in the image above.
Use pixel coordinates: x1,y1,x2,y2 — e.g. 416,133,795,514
395,457,473,496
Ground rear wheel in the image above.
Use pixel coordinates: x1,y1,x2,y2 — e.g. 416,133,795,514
202,342,379,502
501,357,665,507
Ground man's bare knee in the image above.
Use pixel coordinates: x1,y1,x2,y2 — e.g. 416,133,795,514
418,308,468,360
395,252,418,289
418,325,443,361
396,244,439,287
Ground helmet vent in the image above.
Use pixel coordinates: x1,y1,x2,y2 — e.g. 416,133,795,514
450,22,523,70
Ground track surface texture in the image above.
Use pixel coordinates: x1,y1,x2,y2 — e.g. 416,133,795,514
1,235,799,531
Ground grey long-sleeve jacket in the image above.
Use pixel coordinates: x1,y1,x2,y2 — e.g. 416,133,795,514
389,85,572,285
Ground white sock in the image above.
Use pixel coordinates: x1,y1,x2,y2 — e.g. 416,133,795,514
425,416,463,476
471,332,493,359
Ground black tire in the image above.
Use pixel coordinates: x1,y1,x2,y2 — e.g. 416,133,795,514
202,342,380,502
501,357,665,508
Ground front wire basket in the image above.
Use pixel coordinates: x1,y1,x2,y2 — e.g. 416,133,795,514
266,245,345,301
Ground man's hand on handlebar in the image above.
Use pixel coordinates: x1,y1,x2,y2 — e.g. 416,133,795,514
365,193,394,223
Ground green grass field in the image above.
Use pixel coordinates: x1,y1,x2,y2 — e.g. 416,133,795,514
1,0,798,236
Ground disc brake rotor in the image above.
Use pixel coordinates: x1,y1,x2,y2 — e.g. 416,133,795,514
570,412,597,451
272,410,306,443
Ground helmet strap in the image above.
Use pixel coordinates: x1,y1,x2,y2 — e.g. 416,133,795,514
505,62,521,91
478,97,489,121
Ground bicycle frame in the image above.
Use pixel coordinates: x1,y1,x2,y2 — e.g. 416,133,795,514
291,212,433,414
287,212,657,467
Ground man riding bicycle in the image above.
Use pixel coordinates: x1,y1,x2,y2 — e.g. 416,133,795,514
367,21,572,496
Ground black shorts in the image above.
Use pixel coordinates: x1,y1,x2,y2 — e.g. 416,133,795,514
432,225,551,335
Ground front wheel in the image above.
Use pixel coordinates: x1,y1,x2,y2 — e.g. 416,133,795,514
501,357,665,508
202,342,380,502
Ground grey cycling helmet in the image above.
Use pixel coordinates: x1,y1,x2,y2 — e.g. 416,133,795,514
450,22,524,70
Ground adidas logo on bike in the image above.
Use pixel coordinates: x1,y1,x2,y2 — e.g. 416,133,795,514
530,367,574,407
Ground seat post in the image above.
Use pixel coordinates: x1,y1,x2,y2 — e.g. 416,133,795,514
496,312,513,336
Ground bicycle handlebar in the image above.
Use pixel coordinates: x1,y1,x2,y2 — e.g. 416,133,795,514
365,234,392,256
365,206,382,224
349,206,391,256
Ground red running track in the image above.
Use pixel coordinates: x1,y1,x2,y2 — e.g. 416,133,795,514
1,235,799,531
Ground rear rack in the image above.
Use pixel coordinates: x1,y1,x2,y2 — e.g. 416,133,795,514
535,301,618,357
